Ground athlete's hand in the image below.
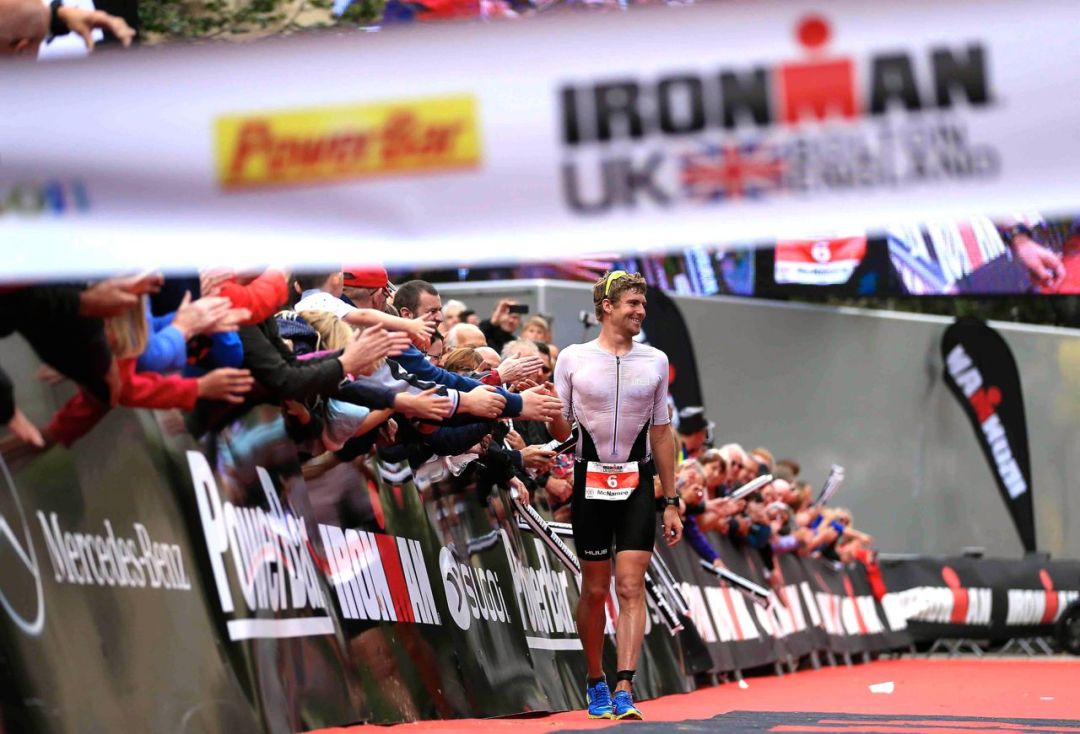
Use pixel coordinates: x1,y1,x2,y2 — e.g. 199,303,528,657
663,505,683,546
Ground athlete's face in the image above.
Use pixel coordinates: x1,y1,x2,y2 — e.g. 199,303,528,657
606,290,646,336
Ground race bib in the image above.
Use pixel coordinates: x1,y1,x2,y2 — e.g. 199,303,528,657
584,461,640,501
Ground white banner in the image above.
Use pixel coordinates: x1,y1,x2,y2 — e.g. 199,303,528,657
2,0,1080,279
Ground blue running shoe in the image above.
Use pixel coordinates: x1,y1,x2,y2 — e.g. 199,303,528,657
586,679,614,719
612,689,643,720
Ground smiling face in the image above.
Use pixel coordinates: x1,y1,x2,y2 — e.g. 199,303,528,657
603,288,646,338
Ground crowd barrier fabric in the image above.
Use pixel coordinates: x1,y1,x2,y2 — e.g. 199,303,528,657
880,555,1080,643
4,0,1080,278
0,407,263,734
9,397,1077,731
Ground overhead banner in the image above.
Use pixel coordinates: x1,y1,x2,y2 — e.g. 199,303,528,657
3,0,1080,279
941,317,1035,552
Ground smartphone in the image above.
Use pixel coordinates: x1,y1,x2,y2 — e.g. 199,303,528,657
508,303,530,315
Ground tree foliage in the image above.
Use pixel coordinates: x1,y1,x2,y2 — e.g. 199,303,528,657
138,0,385,43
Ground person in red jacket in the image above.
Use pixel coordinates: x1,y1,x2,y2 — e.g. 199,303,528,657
43,296,254,447
199,267,290,326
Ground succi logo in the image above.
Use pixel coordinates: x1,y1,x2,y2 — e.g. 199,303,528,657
438,546,509,631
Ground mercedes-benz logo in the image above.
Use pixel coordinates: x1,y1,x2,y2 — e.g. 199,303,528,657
0,455,45,636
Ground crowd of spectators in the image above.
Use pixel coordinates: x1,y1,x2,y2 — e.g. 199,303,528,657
665,409,880,598
0,267,569,509
0,265,877,604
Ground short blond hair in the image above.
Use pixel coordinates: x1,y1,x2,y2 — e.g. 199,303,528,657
521,315,552,341
592,270,647,320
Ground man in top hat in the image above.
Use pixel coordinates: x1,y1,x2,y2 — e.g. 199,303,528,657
676,405,713,462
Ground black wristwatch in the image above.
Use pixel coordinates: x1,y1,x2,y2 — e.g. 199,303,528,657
1003,223,1033,246
49,0,70,38
662,496,680,509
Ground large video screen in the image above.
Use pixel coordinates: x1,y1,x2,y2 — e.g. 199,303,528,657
400,214,1080,298
755,214,1080,297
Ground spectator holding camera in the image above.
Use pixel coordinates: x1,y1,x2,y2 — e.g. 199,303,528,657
480,299,526,353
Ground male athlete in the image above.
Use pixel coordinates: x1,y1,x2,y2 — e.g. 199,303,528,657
550,271,682,721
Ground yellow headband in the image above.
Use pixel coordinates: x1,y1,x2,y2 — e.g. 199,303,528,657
604,270,628,297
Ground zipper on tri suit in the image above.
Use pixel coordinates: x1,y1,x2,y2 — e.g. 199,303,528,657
612,355,621,456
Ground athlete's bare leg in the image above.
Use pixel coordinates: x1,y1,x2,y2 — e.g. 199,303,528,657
613,549,651,692
577,558,612,679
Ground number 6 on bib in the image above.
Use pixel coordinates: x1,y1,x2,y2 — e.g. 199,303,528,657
585,461,640,501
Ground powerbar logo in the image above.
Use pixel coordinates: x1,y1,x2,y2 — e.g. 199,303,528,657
318,524,441,626
37,513,190,591
501,531,580,651
215,95,481,189
559,16,997,213
187,452,331,641
946,344,1028,498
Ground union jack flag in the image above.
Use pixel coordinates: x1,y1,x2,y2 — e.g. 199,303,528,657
679,141,785,202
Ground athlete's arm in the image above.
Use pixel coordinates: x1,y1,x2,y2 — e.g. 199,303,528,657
651,349,681,544
548,347,573,442
652,424,682,545
651,424,677,501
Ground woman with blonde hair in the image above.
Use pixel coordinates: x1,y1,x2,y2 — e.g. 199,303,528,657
442,347,484,375
297,309,355,352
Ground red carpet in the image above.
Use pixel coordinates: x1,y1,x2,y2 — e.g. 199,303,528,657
309,659,1079,733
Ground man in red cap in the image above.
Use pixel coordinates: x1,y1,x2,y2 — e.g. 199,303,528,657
343,265,393,313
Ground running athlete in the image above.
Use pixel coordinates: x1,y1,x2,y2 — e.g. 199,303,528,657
549,270,682,721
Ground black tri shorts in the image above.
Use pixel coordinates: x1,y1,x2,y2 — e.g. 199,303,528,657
570,459,656,562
